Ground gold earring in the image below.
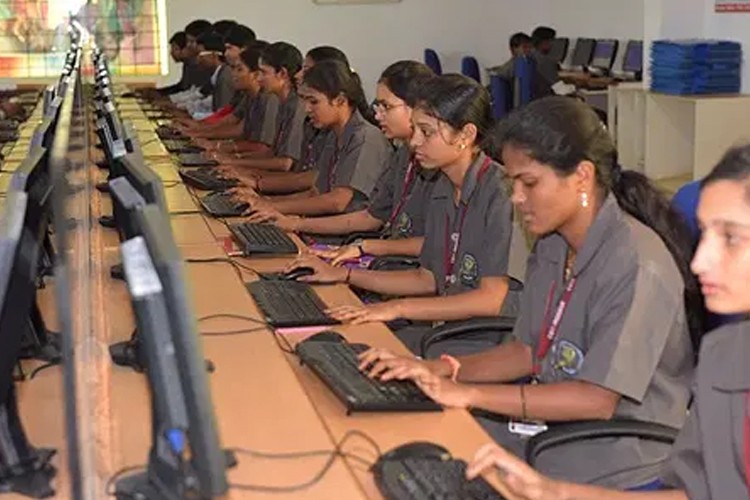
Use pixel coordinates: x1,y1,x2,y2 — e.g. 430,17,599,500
580,192,589,208
459,144,467,150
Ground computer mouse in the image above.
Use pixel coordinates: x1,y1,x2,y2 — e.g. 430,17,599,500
305,330,346,343
281,266,315,281
381,442,450,462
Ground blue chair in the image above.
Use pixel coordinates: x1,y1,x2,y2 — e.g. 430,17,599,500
513,56,535,107
424,49,442,75
489,74,511,120
461,56,481,83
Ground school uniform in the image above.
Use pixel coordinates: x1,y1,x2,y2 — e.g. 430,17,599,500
480,193,694,488
242,92,280,146
272,91,307,165
313,110,391,212
211,64,235,111
367,143,436,239
394,152,518,354
297,119,332,173
661,321,750,498
183,57,213,90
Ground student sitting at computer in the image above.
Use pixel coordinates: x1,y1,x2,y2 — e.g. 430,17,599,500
163,20,214,103
283,74,516,354
228,59,390,216
487,32,533,78
464,144,750,500
357,96,700,489
261,61,436,261
177,31,235,120
157,32,190,96
530,26,560,98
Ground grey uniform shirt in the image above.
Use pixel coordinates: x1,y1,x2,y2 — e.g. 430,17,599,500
272,91,307,164
367,143,436,239
314,110,391,212
243,92,280,145
418,152,513,297
231,92,249,120
505,194,694,488
662,321,750,499
296,119,331,173
212,64,235,111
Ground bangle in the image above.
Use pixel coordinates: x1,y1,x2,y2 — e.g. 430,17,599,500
255,176,262,192
345,267,352,284
440,354,461,383
520,384,528,421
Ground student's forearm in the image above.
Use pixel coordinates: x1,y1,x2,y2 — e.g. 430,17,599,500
258,170,315,194
396,282,507,322
362,237,423,257
465,380,619,422
297,210,382,235
233,140,272,155
232,156,293,172
442,340,533,383
198,122,243,140
555,483,686,500
269,189,352,216
347,268,436,297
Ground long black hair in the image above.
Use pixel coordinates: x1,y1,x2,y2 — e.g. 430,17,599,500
303,59,376,125
261,42,303,83
493,95,705,348
238,47,262,72
306,46,349,65
413,73,495,147
702,144,750,189
378,60,434,106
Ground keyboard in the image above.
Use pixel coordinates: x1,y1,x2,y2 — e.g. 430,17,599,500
229,222,298,255
155,126,184,140
179,152,219,167
200,191,249,217
296,338,442,413
373,442,502,500
179,168,238,191
162,139,204,154
246,281,337,327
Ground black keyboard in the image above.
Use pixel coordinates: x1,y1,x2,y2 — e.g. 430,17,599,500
179,152,219,167
296,338,441,413
373,443,502,500
155,126,184,140
162,139,204,154
246,281,337,327
179,168,238,191
200,191,249,217
229,222,298,255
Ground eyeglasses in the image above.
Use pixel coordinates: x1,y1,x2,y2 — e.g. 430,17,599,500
372,100,406,114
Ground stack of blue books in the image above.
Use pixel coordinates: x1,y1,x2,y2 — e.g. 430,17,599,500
650,40,742,95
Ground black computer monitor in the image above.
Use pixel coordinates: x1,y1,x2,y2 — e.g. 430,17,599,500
109,176,147,242
549,38,570,64
622,40,644,74
114,205,230,498
591,39,619,70
119,147,169,215
571,38,596,67
0,180,57,498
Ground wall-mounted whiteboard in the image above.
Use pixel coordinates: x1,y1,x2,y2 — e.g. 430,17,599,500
314,0,401,4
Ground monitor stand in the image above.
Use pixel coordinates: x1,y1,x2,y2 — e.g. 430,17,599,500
0,385,56,499
110,331,214,374
19,301,62,363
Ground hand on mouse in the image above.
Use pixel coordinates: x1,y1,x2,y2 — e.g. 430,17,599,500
283,255,347,284
466,444,563,500
325,301,405,325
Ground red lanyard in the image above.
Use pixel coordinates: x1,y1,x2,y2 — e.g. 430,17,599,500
326,145,342,192
532,277,578,377
442,157,492,289
744,392,750,499
386,159,417,228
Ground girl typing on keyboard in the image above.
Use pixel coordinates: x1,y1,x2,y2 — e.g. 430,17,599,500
355,97,701,491
463,144,750,500
284,74,520,355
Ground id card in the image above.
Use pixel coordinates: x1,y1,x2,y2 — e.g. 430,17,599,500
508,420,548,437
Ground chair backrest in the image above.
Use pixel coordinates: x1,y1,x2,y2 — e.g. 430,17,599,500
489,74,512,120
424,49,442,75
513,56,535,107
461,56,481,83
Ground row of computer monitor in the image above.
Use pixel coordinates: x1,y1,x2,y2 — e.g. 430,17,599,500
549,37,643,75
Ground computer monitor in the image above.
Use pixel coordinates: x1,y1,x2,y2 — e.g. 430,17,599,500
109,176,147,242
119,144,169,215
114,205,230,498
549,38,570,64
571,38,596,67
622,40,644,73
591,39,619,70
0,181,57,498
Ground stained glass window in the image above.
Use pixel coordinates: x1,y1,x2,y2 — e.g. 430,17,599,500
0,0,168,77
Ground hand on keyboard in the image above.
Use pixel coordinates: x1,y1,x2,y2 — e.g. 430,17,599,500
283,254,348,284
309,244,362,267
326,301,403,325
467,443,555,499
246,206,285,225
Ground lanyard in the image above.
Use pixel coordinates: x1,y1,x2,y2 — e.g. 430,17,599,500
532,277,578,378
442,157,492,289
326,145,342,192
744,392,750,499
385,158,418,229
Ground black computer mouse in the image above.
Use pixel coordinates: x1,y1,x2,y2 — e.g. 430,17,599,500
305,330,346,343
381,442,450,462
281,266,315,281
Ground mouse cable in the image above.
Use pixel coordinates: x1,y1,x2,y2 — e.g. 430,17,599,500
228,429,381,494
184,257,259,284
200,325,268,337
197,314,269,337
270,329,295,355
